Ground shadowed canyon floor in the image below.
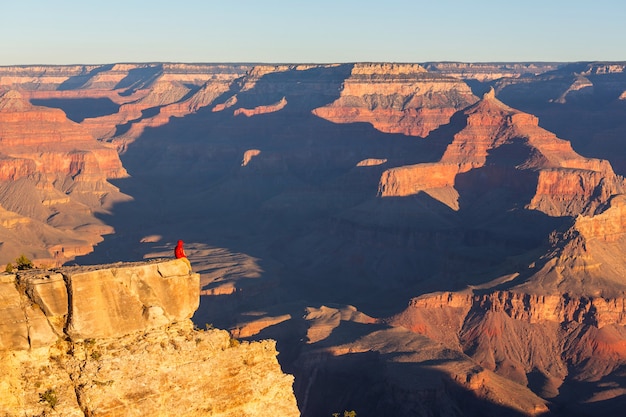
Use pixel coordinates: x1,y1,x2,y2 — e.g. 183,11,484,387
2,62,626,416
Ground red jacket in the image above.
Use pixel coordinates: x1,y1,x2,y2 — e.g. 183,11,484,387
175,240,187,258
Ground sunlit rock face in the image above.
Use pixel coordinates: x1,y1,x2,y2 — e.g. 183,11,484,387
0,89,130,265
378,89,625,216
0,259,198,350
313,63,478,137
0,259,299,417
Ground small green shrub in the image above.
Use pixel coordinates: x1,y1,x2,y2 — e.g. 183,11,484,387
15,254,33,270
39,388,58,409
4,262,14,273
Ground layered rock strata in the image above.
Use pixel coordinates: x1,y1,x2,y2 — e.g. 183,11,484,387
423,62,561,81
295,305,550,417
386,192,626,411
0,89,130,265
0,259,299,416
378,89,625,216
313,63,478,137
390,289,626,400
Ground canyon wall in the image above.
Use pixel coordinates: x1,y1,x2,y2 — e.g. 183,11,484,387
313,63,477,137
423,62,561,81
389,288,626,401
0,89,130,265
0,259,299,416
377,88,625,217
384,191,626,414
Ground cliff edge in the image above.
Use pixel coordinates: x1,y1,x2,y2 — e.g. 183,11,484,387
0,259,299,416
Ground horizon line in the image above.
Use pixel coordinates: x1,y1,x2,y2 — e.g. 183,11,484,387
2,60,626,68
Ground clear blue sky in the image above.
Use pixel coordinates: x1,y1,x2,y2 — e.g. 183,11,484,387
1,0,625,65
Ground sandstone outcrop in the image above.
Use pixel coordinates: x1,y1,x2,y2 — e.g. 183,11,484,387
356,158,387,167
378,88,625,217
234,96,288,117
0,259,299,416
1,259,199,349
384,190,626,412
313,63,477,137
389,287,626,402
0,89,130,265
241,149,262,167
423,62,560,81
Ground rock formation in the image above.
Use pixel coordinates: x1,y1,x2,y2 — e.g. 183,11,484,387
0,89,130,265
424,62,560,81
384,172,626,415
488,62,626,177
313,63,478,137
0,259,299,416
378,88,625,216
234,96,288,117
0,65,102,90
388,284,626,414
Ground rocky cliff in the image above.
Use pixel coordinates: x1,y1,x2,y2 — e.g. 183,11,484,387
0,259,299,416
378,88,625,216
313,63,478,137
384,189,626,414
0,89,130,265
423,62,561,81
388,286,626,411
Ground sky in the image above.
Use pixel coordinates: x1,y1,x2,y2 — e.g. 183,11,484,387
1,0,625,65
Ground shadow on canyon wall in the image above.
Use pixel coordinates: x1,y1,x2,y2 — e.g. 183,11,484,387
291,350,537,417
240,313,548,417
115,63,164,93
57,64,115,90
31,97,120,122
71,61,572,328
75,64,464,309
483,70,626,177
550,369,626,417
73,65,577,416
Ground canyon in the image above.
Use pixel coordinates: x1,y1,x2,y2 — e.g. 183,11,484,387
1,61,626,416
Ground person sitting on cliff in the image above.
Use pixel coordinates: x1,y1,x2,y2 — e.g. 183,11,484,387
174,240,192,270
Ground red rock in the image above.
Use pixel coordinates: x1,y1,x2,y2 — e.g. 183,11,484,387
313,63,477,137
0,89,129,264
575,195,626,242
378,89,626,217
234,97,287,117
